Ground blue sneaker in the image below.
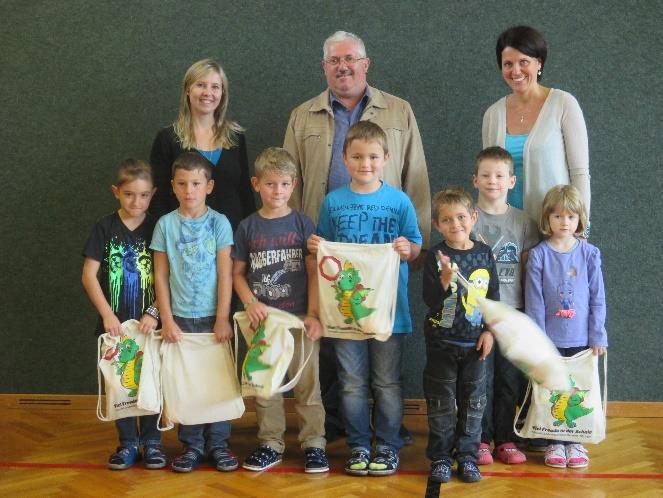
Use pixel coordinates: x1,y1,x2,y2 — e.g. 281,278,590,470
458,460,482,483
171,448,203,473
143,445,167,469
368,447,399,476
108,446,139,470
210,446,239,472
304,447,329,473
344,448,370,476
242,445,282,472
429,459,452,483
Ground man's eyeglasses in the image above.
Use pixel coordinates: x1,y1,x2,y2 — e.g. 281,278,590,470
324,55,366,66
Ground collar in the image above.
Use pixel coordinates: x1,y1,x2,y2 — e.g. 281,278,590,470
309,85,384,113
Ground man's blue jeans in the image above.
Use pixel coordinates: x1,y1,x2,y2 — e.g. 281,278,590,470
334,333,406,453
173,315,231,455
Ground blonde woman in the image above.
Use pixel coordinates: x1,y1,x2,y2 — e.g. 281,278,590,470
150,59,255,228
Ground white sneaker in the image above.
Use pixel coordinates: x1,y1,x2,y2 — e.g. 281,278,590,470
566,443,589,468
544,443,567,468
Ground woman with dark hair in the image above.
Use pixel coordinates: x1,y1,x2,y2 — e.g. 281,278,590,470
482,26,590,227
149,59,255,229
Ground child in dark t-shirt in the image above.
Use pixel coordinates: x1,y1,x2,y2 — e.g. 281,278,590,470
82,159,164,470
232,147,327,474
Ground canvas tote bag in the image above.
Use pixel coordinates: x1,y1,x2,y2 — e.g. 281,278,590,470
515,349,607,444
160,333,244,428
317,241,400,341
97,319,160,421
234,307,312,399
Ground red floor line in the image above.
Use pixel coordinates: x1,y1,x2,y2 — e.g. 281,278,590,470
1,462,662,479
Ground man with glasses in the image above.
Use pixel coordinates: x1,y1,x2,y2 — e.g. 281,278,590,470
283,30,430,449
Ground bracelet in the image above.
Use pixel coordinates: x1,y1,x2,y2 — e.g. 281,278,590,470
243,296,258,309
144,305,160,320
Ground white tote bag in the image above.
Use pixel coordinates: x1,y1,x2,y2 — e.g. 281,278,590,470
317,241,399,341
515,349,607,444
160,333,244,427
234,307,312,399
97,320,160,421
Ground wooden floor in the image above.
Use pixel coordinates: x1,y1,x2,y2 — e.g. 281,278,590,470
1,401,663,497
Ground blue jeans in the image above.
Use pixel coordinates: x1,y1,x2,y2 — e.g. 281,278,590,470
334,334,406,452
115,414,160,448
424,336,487,463
173,315,232,455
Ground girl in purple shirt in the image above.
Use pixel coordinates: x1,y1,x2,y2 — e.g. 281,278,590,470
525,185,607,469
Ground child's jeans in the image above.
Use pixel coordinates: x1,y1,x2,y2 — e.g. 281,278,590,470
115,414,160,448
424,336,487,463
334,333,406,453
173,315,232,455
255,328,326,453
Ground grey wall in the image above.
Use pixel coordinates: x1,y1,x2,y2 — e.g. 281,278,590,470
1,0,661,400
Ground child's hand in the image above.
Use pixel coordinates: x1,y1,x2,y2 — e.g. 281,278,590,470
392,236,411,261
213,319,233,343
476,331,494,359
307,234,324,254
436,250,454,290
138,314,158,334
304,316,323,341
246,300,269,328
161,319,182,343
102,313,123,336
592,346,607,356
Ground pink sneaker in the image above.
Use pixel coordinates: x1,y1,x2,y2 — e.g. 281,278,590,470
544,444,567,468
495,442,527,464
476,442,493,465
566,444,589,468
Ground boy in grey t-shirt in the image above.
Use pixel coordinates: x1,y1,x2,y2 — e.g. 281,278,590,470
232,147,327,474
471,147,538,465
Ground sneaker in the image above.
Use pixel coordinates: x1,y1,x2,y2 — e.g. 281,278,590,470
495,442,527,464
528,438,548,452
242,445,282,472
304,447,329,473
210,446,239,472
368,447,399,476
458,460,482,483
108,446,139,470
429,459,452,483
565,443,589,468
143,445,167,470
544,443,567,468
171,448,203,473
476,442,493,465
344,448,370,476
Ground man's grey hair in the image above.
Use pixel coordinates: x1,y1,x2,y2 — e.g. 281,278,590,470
323,31,367,59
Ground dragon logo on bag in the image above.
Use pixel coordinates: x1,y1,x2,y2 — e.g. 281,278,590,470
549,376,593,428
319,256,375,325
103,335,143,397
242,322,272,381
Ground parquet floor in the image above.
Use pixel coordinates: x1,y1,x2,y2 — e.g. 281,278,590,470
1,402,662,497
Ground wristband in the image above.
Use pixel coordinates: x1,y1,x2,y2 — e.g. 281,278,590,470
145,305,160,320
243,296,258,309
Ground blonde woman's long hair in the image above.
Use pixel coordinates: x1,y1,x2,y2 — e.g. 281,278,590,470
173,58,244,150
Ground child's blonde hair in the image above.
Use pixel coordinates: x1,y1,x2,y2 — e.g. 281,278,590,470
254,147,297,179
539,184,588,237
343,121,389,155
431,186,476,220
115,159,153,187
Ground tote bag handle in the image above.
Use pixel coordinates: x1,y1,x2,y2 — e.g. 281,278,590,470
96,334,111,422
273,327,314,395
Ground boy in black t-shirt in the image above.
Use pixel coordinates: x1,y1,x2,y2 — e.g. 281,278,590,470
423,187,499,484
82,159,164,470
